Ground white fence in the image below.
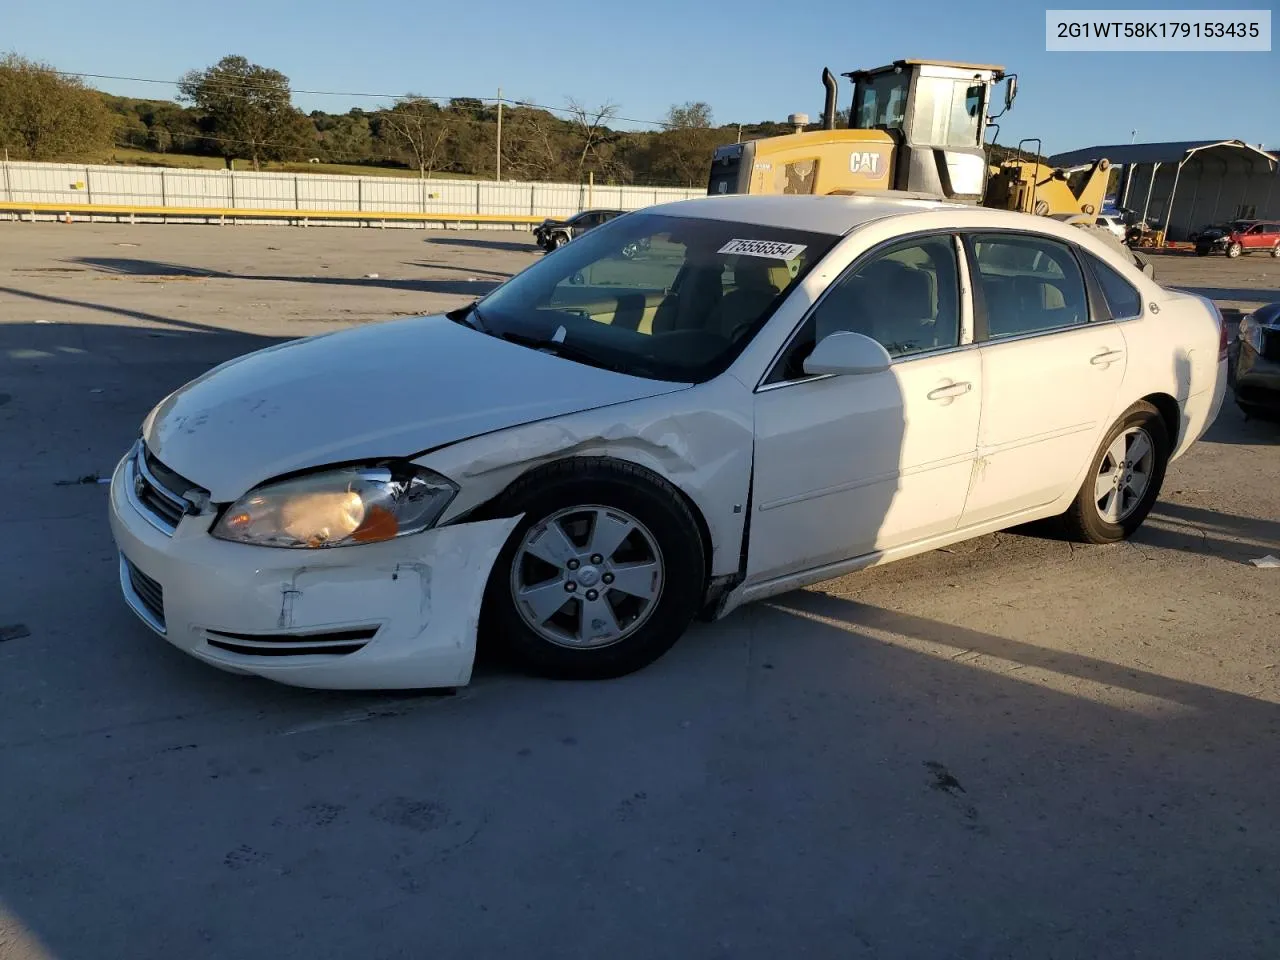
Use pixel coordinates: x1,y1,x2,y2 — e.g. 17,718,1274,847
0,161,704,227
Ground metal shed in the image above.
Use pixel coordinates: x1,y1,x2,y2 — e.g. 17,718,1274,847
1048,140,1278,242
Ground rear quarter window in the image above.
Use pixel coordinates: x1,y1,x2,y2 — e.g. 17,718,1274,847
1085,253,1143,320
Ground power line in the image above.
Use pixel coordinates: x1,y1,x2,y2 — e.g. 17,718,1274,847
56,69,673,128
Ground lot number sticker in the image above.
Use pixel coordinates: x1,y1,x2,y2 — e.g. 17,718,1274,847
718,239,808,260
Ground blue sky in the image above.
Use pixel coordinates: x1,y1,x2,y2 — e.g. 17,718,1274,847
6,0,1276,155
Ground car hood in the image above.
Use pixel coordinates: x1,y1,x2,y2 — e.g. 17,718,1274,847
143,315,687,502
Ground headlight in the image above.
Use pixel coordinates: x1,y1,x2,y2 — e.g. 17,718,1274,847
211,465,457,548
1240,314,1263,354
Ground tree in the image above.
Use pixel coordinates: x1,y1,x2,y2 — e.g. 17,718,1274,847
667,101,713,129
379,95,450,178
317,110,373,164
649,101,720,187
177,55,298,170
0,54,115,160
565,98,619,179
501,106,571,181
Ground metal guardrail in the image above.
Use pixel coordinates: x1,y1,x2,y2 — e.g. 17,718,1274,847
0,201,544,226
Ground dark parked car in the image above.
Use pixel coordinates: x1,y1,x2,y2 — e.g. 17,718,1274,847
533,209,626,251
1196,220,1280,258
1236,302,1280,418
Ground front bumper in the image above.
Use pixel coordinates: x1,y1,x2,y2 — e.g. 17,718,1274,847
107,452,518,690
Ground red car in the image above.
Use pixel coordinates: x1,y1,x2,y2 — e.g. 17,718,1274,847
1195,219,1280,258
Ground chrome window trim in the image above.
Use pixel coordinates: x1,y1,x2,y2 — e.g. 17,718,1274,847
756,341,981,392
756,228,967,393
977,318,1117,348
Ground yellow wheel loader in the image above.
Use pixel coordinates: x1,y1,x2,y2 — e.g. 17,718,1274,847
707,59,1111,221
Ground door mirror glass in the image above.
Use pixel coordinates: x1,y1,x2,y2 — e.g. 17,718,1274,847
802,331,892,376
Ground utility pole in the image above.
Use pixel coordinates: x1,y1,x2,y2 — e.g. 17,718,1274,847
496,87,503,182
1130,129,1138,144
736,124,742,144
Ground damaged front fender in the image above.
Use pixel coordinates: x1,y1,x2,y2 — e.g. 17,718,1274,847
419,377,756,580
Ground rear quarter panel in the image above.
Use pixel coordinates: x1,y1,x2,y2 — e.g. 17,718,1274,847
1110,287,1224,453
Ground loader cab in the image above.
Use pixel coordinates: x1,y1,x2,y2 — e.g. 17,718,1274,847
847,60,1010,202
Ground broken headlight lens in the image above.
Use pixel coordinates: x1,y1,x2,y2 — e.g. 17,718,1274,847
1239,314,1263,354
211,465,457,548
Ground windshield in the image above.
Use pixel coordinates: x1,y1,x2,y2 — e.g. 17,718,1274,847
474,212,837,382
853,73,909,130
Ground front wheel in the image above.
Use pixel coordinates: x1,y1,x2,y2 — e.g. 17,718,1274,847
480,459,706,680
1271,243,1280,258
1060,402,1170,544
1227,241,1243,258
551,232,569,249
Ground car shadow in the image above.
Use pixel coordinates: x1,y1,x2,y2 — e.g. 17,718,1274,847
65,257,504,297
1149,501,1280,551
4,580,1278,958
0,286,253,334
426,235,538,253
404,260,513,279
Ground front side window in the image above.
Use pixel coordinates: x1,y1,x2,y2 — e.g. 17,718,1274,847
971,234,1089,338
770,235,960,383
474,212,837,383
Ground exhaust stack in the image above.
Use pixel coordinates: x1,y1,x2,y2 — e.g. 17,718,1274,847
822,68,838,129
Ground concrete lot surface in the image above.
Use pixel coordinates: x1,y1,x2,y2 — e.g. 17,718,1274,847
1,224,1279,959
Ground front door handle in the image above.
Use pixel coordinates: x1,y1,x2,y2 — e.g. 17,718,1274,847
1091,349,1125,366
927,381,972,402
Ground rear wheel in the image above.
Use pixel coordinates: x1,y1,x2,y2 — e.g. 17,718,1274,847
1227,241,1243,258
480,459,705,680
1060,402,1170,544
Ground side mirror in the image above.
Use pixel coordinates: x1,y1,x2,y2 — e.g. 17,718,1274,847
802,331,892,377
1005,75,1018,111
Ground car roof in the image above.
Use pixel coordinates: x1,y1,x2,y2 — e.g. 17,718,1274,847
649,193,1061,236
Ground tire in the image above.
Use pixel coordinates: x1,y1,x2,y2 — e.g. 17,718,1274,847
1227,241,1243,258
1271,243,1279,258
1195,246,1210,257
551,232,569,249
1060,402,1170,544
479,458,706,680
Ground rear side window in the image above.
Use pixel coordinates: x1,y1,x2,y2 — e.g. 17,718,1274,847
1086,253,1143,320
970,234,1090,338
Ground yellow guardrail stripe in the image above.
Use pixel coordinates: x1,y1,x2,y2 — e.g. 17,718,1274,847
0,201,543,224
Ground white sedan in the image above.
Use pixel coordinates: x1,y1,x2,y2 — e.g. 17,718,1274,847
108,195,1228,689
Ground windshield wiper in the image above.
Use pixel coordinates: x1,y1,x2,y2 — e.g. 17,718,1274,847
446,301,487,332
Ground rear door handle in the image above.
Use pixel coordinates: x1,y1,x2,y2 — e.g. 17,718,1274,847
927,381,972,401
1091,349,1125,365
